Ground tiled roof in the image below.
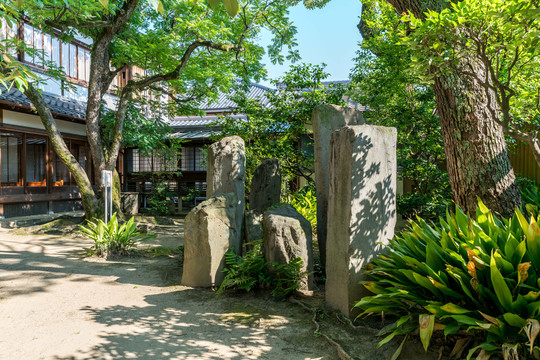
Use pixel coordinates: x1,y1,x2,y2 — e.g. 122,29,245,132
200,83,273,112
168,114,247,129
0,87,86,120
168,130,216,140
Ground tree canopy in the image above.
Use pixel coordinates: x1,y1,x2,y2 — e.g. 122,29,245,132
0,0,325,218
215,63,347,194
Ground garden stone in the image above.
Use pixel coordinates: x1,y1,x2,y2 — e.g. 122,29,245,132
326,125,397,318
121,192,139,216
206,136,246,252
181,193,238,288
263,204,314,291
249,159,281,214
312,104,365,268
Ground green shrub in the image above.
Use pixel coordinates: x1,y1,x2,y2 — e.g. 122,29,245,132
355,200,540,359
217,240,305,299
148,180,175,215
287,186,317,232
518,177,540,212
79,213,155,256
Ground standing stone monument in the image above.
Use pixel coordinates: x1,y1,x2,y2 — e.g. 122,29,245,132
249,159,281,214
312,105,364,268
181,193,238,287
325,125,397,317
207,136,246,252
263,204,314,291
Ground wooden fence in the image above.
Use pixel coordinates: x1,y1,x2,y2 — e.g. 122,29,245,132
509,143,540,184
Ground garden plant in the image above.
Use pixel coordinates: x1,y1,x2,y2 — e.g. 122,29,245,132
356,200,540,359
79,213,156,256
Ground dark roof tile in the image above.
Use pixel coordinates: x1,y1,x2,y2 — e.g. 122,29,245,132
0,87,86,120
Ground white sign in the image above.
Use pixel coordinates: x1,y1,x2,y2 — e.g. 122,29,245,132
101,170,113,224
102,170,113,188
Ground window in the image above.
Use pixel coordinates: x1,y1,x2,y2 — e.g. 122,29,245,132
181,147,207,171
127,148,177,173
1,134,21,186
26,136,46,186
21,22,91,82
1,18,17,56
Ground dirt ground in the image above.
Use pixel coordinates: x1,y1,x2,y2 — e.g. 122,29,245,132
0,218,436,360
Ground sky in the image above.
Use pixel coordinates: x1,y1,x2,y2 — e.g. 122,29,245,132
259,0,364,87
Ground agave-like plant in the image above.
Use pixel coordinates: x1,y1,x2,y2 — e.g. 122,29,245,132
79,213,155,256
355,200,540,359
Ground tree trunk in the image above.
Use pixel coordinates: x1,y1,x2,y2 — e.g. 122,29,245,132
25,84,102,219
433,58,521,218
385,0,521,217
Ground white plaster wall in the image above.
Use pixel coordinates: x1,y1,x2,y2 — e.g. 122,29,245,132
3,110,86,136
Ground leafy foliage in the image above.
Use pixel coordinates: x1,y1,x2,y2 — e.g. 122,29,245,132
215,63,348,194
287,185,317,232
217,240,304,299
398,0,540,167
79,213,155,256
351,0,450,219
355,200,540,358
147,178,176,215
2,0,317,219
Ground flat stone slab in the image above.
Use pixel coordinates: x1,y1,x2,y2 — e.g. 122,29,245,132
325,125,397,317
312,104,365,268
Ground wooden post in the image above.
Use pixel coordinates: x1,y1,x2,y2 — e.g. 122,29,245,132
46,138,53,194
22,133,26,193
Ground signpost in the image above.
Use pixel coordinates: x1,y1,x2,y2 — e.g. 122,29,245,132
102,170,113,224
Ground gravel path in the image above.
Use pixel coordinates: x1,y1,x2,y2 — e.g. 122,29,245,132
0,229,338,360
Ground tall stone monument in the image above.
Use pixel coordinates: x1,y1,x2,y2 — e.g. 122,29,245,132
325,125,397,317
207,136,246,252
312,105,364,268
181,193,238,287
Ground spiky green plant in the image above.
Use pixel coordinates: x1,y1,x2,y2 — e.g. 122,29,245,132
79,213,155,256
355,200,540,359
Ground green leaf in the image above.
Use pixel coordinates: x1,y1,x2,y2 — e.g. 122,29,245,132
391,335,408,360
98,0,108,8
223,0,239,17
502,313,527,328
440,303,471,314
157,1,164,14
208,0,220,9
419,314,435,352
490,251,513,312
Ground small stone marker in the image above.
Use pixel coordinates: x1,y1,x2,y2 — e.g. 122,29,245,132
181,193,238,288
121,192,139,216
249,159,281,214
206,136,246,252
325,125,397,317
263,204,314,291
312,105,365,268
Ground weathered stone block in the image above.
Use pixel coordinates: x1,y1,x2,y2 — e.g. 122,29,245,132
325,125,397,317
206,136,246,252
121,192,139,216
181,193,238,287
263,204,314,290
249,159,281,214
312,105,365,267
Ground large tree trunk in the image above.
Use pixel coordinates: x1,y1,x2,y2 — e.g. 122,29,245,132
385,0,521,217
25,84,102,219
433,58,521,217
